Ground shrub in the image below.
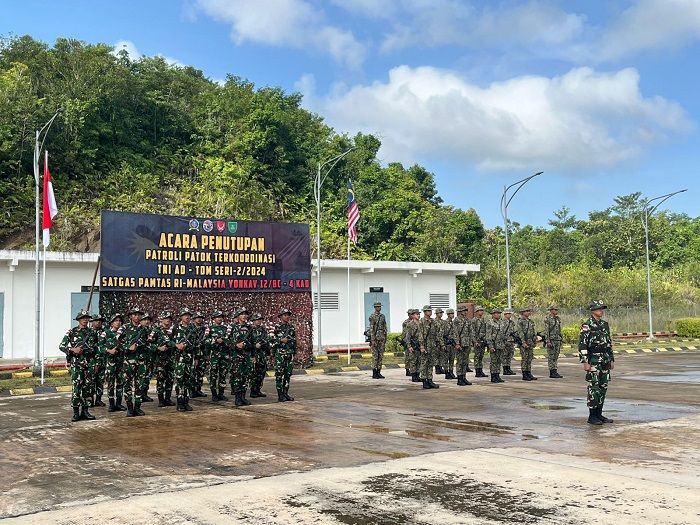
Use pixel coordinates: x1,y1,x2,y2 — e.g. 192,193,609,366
386,332,404,354
561,324,581,344
675,318,700,337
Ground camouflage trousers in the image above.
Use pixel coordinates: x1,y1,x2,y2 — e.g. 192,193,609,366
443,344,456,371
473,343,486,369
489,347,504,374
519,345,534,372
174,351,195,400
405,343,419,374
122,353,147,405
274,352,294,391
90,354,106,400
143,351,156,385
69,358,91,408
547,341,562,370
230,350,252,393
250,350,268,392
194,346,209,392
455,345,470,375
154,351,175,397
208,347,230,394
586,353,612,409
419,346,436,380
104,355,124,401
371,339,386,369
503,343,515,369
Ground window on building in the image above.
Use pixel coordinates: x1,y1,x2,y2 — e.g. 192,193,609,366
313,292,339,310
429,293,450,309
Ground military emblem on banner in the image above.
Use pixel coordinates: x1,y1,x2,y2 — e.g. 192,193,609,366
216,220,226,232
188,219,200,231
228,221,238,234
202,219,213,233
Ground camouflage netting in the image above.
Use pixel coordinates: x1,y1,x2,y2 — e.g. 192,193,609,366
99,291,314,367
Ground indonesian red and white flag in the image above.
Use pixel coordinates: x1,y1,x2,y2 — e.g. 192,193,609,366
42,151,58,247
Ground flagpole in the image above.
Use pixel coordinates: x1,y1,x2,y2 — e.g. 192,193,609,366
347,234,351,365
41,245,47,385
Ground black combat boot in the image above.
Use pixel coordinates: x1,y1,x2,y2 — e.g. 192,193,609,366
277,389,286,402
495,374,505,383
257,388,267,398
184,396,193,411
126,400,135,417
405,368,412,376
190,390,201,398
597,405,614,423
235,392,244,407
142,389,153,402
476,368,487,378
218,388,228,402
211,389,220,401
81,406,96,420
504,367,516,376
284,388,295,401
522,372,531,381
108,398,117,412
94,395,106,407
376,369,385,379
157,394,166,407
462,375,472,385
491,373,498,383
529,371,538,380
411,372,421,383
71,407,81,422
176,397,186,412
115,397,127,411
372,369,379,379
428,379,440,389
197,389,207,397
550,369,563,379
134,401,145,416
164,393,176,406
435,365,444,374
466,365,473,372
422,379,431,389
587,408,603,425
241,391,252,406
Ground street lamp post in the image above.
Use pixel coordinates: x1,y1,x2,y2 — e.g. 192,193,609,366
642,189,687,340
500,172,543,309
313,147,355,354
33,108,63,373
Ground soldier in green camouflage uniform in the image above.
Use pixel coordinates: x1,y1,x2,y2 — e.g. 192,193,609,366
418,305,440,389
151,311,176,407
543,305,564,378
579,300,615,425
470,306,488,377
402,309,423,384
206,310,230,401
173,308,197,412
517,308,538,381
401,309,414,378
454,306,472,385
433,308,446,375
369,302,388,379
120,306,149,417
59,309,98,421
89,314,107,407
191,312,208,398
101,313,127,412
249,312,271,398
502,309,518,376
273,308,296,402
442,309,458,380
485,308,506,383
139,313,155,403
229,307,253,407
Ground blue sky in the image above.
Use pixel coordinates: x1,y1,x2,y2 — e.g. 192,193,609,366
2,0,698,227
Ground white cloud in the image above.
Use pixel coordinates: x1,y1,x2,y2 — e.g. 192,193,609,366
301,65,691,170
195,0,365,68
597,0,700,61
111,40,185,67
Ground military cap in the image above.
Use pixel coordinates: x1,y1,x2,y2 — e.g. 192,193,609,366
434,307,444,314
159,311,173,320
278,308,292,317
490,307,502,314
193,311,204,320
422,305,432,312
141,312,152,321
474,305,484,312
233,306,250,317
90,314,105,322
373,302,382,307
179,307,193,317
446,308,455,314
407,308,415,315
75,309,91,321
457,306,468,312
588,300,607,311
504,308,514,314
109,313,123,324
518,307,532,313
126,305,144,316
250,312,263,321
548,305,558,311
211,310,224,319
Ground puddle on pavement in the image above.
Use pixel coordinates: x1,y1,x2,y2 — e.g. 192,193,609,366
352,447,410,459
525,400,575,411
623,371,700,383
413,416,514,435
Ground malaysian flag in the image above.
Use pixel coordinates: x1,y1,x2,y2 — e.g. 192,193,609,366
347,179,360,244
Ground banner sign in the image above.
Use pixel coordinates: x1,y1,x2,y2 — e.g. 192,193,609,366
100,210,311,292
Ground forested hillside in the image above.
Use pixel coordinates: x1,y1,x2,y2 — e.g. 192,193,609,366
1,36,699,315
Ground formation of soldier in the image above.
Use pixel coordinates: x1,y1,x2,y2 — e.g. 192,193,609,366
399,304,568,387
59,306,297,422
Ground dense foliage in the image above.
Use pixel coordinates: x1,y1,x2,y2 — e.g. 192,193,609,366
1,36,698,316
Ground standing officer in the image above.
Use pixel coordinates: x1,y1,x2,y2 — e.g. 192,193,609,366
229,307,252,407
89,314,107,407
403,309,424,383
419,305,440,389
273,308,297,402
502,309,518,376
101,313,126,412
401,309,414,378
140,313,155,403
173,308,197,412
59,309,98,421
206,310,229,401
454,306,472,385
151,311,176,407
369,302,388,379
517,308,538,381
544,305,564,378
443,309,458,380
486,308,506,383
191,312,208,398
470,306,488,378
121,306,148,417
249,312,271,398
579,300,615,425
433,308,446,375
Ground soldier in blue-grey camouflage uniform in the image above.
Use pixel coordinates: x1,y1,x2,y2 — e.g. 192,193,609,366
249,312,271,398
229,307,253,407
151,311,176,407
470,306,488,378
273,308,296,402
485,308,507,383
89,314,107,407
517,308,538,381
59,309,98,421
369,302,388,379
579,300,615,425
543,305,564,378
